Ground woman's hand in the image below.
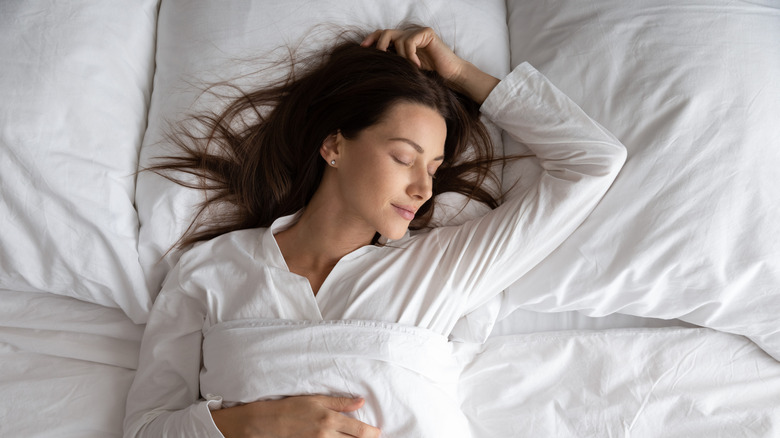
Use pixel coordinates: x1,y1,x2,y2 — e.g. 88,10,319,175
361,27,500,104
211,395,381,437
361,27,463,82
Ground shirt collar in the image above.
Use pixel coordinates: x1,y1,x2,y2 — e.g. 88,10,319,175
258,210,411,267
258,211,302,270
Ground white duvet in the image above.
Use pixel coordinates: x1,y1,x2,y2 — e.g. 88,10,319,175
198,318,780,437
201,320,469,437
2,298,778,437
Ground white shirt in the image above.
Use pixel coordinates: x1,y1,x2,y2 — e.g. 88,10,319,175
124,62,627,437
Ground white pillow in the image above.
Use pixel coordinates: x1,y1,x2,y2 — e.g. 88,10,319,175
136,0,510,303
0,1,158,323
502,0,780,359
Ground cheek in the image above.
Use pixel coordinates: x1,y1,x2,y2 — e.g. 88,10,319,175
347,160,402,208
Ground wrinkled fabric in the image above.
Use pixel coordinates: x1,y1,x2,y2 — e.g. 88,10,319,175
201,320,468,438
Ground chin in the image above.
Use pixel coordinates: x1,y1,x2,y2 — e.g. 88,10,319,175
384,231,406,241
378,224,409,241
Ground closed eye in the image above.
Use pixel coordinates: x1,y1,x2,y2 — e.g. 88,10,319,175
392,156,412,166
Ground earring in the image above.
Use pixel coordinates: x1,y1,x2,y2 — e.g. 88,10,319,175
330,160,336,166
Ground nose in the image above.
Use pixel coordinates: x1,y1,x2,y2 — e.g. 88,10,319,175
407,166,433,201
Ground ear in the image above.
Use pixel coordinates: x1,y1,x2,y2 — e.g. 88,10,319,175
320,131,343,165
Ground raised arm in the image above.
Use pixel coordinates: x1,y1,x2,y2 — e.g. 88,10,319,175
365,27,626,316
443,63,627,314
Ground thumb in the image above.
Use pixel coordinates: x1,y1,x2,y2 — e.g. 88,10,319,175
319,396,365,413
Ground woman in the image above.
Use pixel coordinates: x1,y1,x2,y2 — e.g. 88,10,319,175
124,27,626,437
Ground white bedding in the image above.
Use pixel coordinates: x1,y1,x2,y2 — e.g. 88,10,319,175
0,291,142,438
499,0,780,359
1,0,778,436
203,319,780,437
201,319,780,437
2,304,777,438
460,328,780,437
202,320,468,437
0,0,158,323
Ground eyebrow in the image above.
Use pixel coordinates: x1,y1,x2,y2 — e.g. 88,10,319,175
389,137,444,161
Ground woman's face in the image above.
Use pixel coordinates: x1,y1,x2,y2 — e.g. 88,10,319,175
328,101,447,240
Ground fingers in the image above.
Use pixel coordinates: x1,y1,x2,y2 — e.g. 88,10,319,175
376,29,400,52
317,395,365,413
360,29,396,50
338,418,382,438
361,28,426,68
402,38,422,68
314,396,381,437
360,29,382,48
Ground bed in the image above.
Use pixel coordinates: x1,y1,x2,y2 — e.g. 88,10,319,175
1,0,778,436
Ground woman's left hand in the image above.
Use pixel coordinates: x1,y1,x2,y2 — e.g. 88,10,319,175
361,27,500,105
361,27,465,82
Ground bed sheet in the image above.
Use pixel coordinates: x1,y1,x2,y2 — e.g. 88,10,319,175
459,327,780,437
0,290,143,438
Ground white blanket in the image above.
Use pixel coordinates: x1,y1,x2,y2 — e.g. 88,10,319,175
201,319,470,438
460,328,780,437
200,319,780,437
0,291,143,438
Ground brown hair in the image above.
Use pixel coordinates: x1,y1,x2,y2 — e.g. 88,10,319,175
149,35,503,248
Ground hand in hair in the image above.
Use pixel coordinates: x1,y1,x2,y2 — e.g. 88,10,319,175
361,27,462,80
211,395,381,437
361,27,500,104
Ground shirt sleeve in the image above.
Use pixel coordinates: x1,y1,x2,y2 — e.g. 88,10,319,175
434,62,627,315
123,260,225,438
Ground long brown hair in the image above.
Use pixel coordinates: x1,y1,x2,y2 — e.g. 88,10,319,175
149,35,503,248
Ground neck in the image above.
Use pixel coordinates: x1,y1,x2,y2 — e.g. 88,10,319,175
273,182,376,272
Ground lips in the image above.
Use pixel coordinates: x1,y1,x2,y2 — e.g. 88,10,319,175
392,204,417,221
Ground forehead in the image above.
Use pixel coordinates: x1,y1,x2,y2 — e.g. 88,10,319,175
372,102,447,151
380,101,445,127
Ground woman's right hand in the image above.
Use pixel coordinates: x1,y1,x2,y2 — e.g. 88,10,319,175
211,395,381,437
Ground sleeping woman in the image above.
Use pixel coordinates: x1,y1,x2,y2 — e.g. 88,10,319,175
123,27,626,437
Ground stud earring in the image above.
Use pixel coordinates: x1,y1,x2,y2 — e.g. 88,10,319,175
330,160,336,166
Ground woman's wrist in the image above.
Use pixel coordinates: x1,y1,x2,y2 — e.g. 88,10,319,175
450,61,500,105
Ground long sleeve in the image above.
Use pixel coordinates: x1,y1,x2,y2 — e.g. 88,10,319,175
434,62,627,315
123,261,225,438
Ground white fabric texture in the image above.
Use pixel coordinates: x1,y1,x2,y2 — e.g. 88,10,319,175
202,320,468,438
0,0,157,323
458,328,780,437
0,290,142,438
135,0,510,311
124,63,626,437
500,0,780,359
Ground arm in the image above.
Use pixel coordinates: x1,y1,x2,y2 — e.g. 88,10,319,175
123,263,224,437
364,28,626,314
442,63,627,313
